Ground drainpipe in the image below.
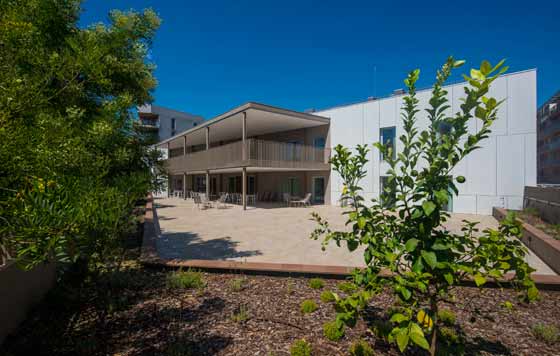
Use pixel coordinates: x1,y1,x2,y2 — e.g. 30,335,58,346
242,112,247,210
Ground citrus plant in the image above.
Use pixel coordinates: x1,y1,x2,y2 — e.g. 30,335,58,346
311,57,538,355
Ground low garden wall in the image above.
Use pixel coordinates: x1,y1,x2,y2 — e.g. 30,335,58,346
493,207,560,275
0,261,56,344
524,186,560,224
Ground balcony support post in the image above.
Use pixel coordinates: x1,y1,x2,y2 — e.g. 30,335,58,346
242,111,247,161
206,171,210,198
183,135,187,156
205,127,210,150
183,172,187,200
242,167,247,210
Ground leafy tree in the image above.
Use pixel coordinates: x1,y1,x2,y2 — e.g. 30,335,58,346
0,0,161,273
311,57,538,355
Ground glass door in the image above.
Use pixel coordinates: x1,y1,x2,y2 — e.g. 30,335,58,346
312,177,325,204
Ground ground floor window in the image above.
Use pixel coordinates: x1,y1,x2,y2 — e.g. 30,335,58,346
312,176,325,204
282,177,301,196
195,175,206,192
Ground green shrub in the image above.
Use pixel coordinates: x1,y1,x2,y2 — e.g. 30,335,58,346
439,327,459,344
166,269,205,289
338,281,357,294
231,305,250,323
286,279,295,295
348,339,375,356
437,309,456,326
320,291,336,303
323,321,344,341
300,299,318,314
309,278,324,289
229,277,247,292
532,323,560,344
290,339,312,356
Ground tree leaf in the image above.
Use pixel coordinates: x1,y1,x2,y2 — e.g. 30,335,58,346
396,329,410,352
474,274,486,287
347,239,359,252
422,201,436,216
390,313,408,323
410,331,430,350
421,250,437,269
405,238,419,252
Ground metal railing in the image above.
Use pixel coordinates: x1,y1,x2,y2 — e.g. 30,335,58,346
165,139,330,173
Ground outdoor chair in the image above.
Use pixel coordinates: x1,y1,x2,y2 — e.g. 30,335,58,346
216,193,229,209
193,194,212,210
291,193,312,207
283,193,291,206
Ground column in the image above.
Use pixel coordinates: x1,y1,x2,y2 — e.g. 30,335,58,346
242,167,247,210
183,172,187,200
241,111,247,160
206,171,210,198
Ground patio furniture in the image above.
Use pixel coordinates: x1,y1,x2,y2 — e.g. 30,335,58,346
216,193,229,209
283,193,291,206
193,194,212,210
247,194,256,206
291,193,312,207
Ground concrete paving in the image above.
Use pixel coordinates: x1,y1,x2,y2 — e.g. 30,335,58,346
154,197,556,275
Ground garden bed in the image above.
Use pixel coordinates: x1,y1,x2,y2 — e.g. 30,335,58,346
1,263,559,356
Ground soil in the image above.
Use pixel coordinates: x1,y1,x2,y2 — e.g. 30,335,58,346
2,264,559,356
515,210,560,240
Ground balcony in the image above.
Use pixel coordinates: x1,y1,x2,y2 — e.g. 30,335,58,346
165,139,330,173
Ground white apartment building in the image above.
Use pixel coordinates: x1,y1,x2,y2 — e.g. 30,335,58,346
316,69,537,215
137,104,204,142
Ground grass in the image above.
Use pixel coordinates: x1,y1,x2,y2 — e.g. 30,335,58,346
323,320,344,341
300,299,318,314
516,208,560,240
532,323,560,344
338,281,358,294
437,309,457,326
229,277,248,292
290,339,312,356
231,304,250,323
308,278,324,289
166,269,205,290
320,291,336,303
349,339,376,356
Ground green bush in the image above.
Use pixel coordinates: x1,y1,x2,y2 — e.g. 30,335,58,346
290,339,312,356
300,299,318,314
532,323,560,344
309,278,324,289
338,281,357,294
166,269,205,289
437,309,456,326
320,291,336,303
348,339,375,356
323,321,344,341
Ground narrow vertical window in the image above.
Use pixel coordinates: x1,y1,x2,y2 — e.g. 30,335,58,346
380,127,396,161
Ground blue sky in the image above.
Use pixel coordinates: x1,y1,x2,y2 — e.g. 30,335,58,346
80,0,558,119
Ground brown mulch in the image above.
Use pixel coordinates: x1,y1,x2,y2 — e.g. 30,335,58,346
2,266,559,356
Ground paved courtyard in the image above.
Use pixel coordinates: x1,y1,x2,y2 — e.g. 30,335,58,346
153,197,556,275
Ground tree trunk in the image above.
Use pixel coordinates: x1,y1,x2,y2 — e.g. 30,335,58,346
430,298,439,356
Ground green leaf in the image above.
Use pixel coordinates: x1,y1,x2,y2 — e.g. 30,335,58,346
412,258,424,273
527,286,539,301
390,313,408,323
422,201,436,216
421,250,437,269
453,59,466,68
405,238,419,252
456,175,466,183
474,274,486,287
357,217,366,229
400,287,412,300
396,329,410,352
444,273,454,285
410,331,430,350
481,60,492,75
435,190,448,204
347,239,359,252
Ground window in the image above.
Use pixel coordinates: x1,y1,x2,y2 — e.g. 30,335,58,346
380,127,396,161
171,118,176,129
313,137,326,149
193,122,198,127
380,176,396,208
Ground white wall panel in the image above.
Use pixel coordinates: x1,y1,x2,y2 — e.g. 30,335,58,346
379,97,397,128
328,105,364,147
486,76,507,136
497,135,525,196
506,196,523,210
466,137,497,195
508,71,536,135
453,195,477,214
524,133,537,186
477,195,505,215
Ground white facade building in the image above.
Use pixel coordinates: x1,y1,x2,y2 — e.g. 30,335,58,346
137,104,204,142
315,69,537,215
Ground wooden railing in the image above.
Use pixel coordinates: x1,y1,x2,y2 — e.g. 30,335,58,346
165,139,330,173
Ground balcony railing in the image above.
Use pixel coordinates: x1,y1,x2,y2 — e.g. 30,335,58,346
165,139,330,173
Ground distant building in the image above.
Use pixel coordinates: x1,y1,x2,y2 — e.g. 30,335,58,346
136,104,204,143
538,91,560,184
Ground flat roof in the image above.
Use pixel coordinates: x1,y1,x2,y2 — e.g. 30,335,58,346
157,102,330,147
